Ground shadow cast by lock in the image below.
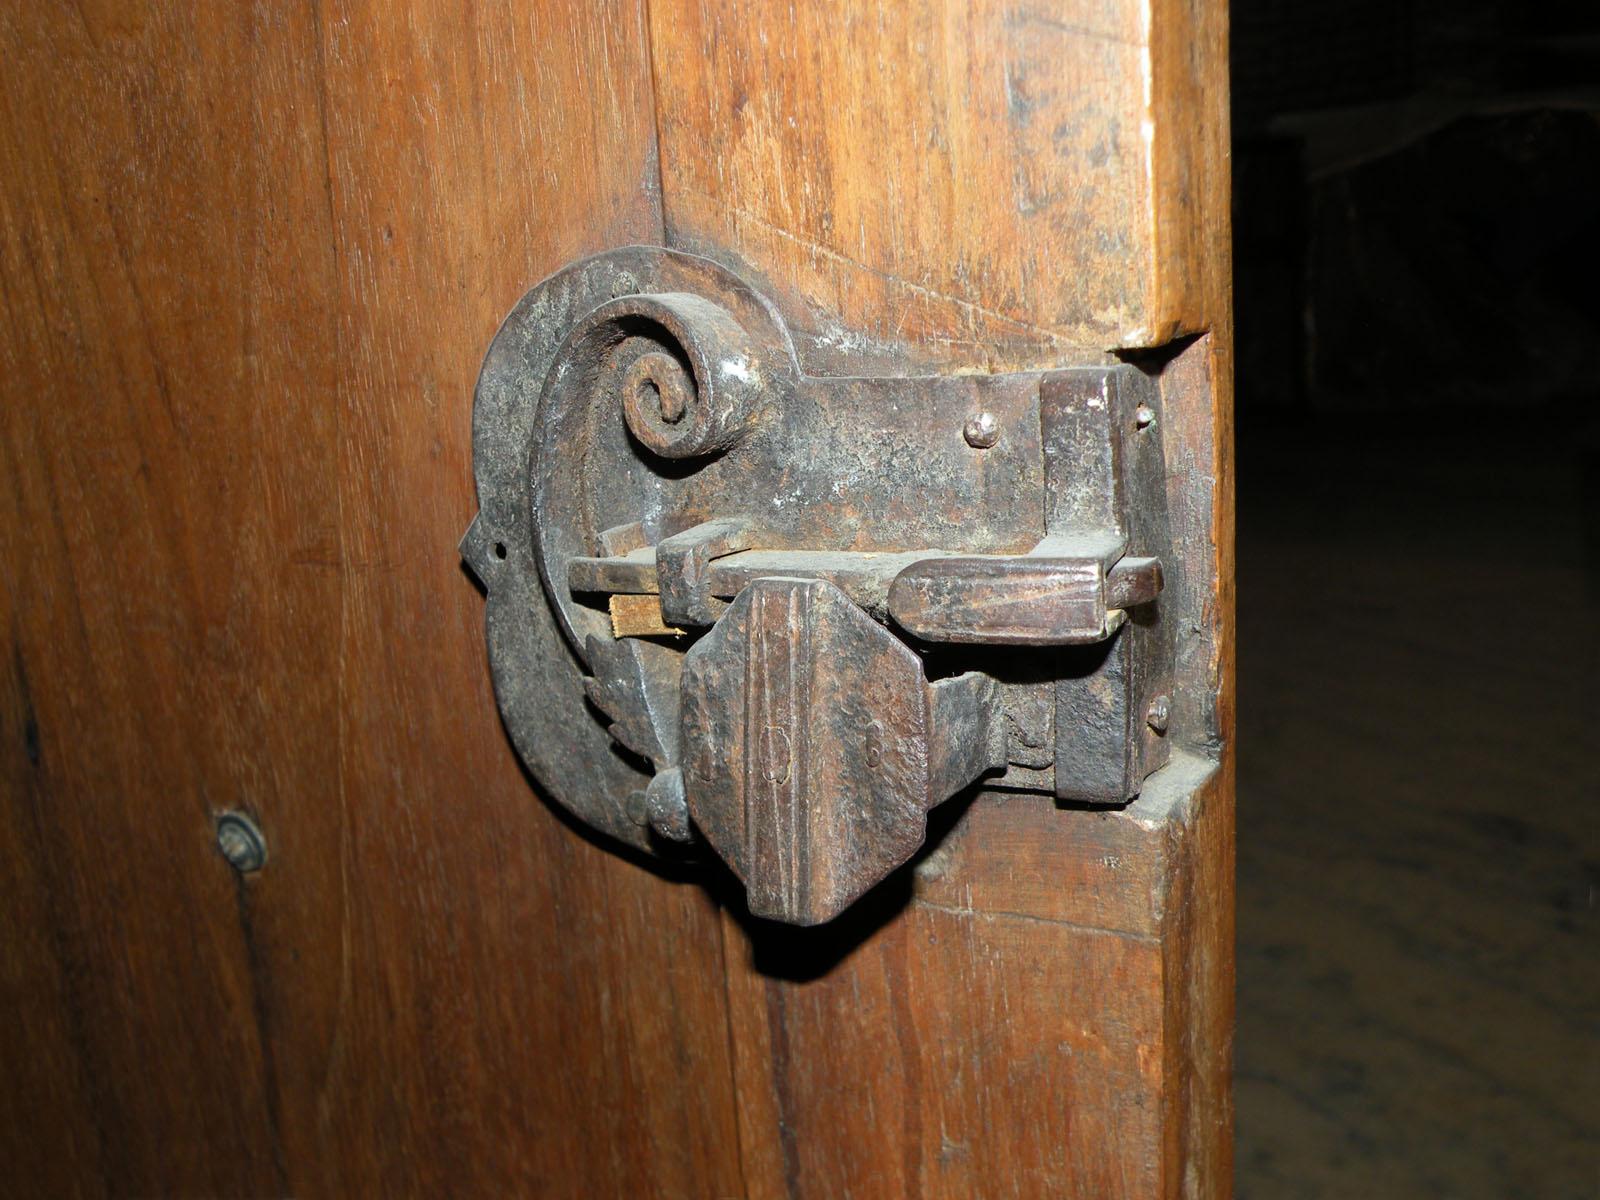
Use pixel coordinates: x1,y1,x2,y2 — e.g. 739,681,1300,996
493,673,986,982
696,784,984,983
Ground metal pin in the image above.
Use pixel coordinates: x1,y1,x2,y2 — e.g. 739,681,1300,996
215,812,267,873
1146,694,1171,734
963,411,1001,449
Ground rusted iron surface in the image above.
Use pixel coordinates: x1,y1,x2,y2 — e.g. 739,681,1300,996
889,549,1123,645
656,517,752,626
462,246,1180,921
681,578,1004,924
1043,370,1176,804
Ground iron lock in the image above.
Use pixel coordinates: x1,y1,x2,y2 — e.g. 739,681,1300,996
463,247,1176,925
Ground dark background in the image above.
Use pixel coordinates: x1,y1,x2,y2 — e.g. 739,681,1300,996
1229,2,1600,1194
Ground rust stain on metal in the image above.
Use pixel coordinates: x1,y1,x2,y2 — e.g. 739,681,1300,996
462,246,1183,923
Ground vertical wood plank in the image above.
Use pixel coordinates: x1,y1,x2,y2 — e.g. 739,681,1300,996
649,0,1228,371
0,3,745,1196
648,1,1235,1195
0,5,341,1192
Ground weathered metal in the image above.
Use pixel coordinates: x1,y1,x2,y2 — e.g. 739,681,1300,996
1042,369,1176,804
462,246,1180,923
215,812,267,874
682,577,1004,923
962,410,1001,449
887,545,1158,645
656,517,752,627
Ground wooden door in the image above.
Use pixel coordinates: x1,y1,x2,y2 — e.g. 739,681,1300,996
0,2,1232,1196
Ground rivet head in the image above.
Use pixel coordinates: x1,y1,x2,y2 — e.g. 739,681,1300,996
1146,694,1171,735
215,812,267,873
646,767,692,843
963,411,1001,449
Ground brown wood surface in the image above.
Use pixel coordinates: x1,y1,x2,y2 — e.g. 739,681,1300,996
0,1,1232,1197
0,3,741,1196
651,0,1231,372
657,1,1236,1193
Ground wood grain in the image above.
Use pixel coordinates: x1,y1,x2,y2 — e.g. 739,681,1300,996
653,0,1236,1194
0,2,741,1196
711,756,1230,1198
0,0,1232,1196
650,0,1229,373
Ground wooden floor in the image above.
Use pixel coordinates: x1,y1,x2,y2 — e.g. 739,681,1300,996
1234,414,1600,1197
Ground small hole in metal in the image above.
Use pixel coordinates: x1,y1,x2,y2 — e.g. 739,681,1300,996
494,542,508,560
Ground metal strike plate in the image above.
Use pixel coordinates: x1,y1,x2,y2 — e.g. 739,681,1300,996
462,246,1178,925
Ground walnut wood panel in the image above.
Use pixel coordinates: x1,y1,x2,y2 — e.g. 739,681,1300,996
0,1,1232,1197
650,0,1230,372
0,3,742,1196
714,756,1230,1198
653,1,1236,1195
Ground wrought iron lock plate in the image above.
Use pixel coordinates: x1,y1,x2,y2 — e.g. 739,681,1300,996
462,246,1178,925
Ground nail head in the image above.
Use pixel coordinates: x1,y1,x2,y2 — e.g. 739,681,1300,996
963,411,1001,449
216,812,267,873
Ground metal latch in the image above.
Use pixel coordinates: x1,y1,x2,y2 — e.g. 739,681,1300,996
462,247,1175,925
